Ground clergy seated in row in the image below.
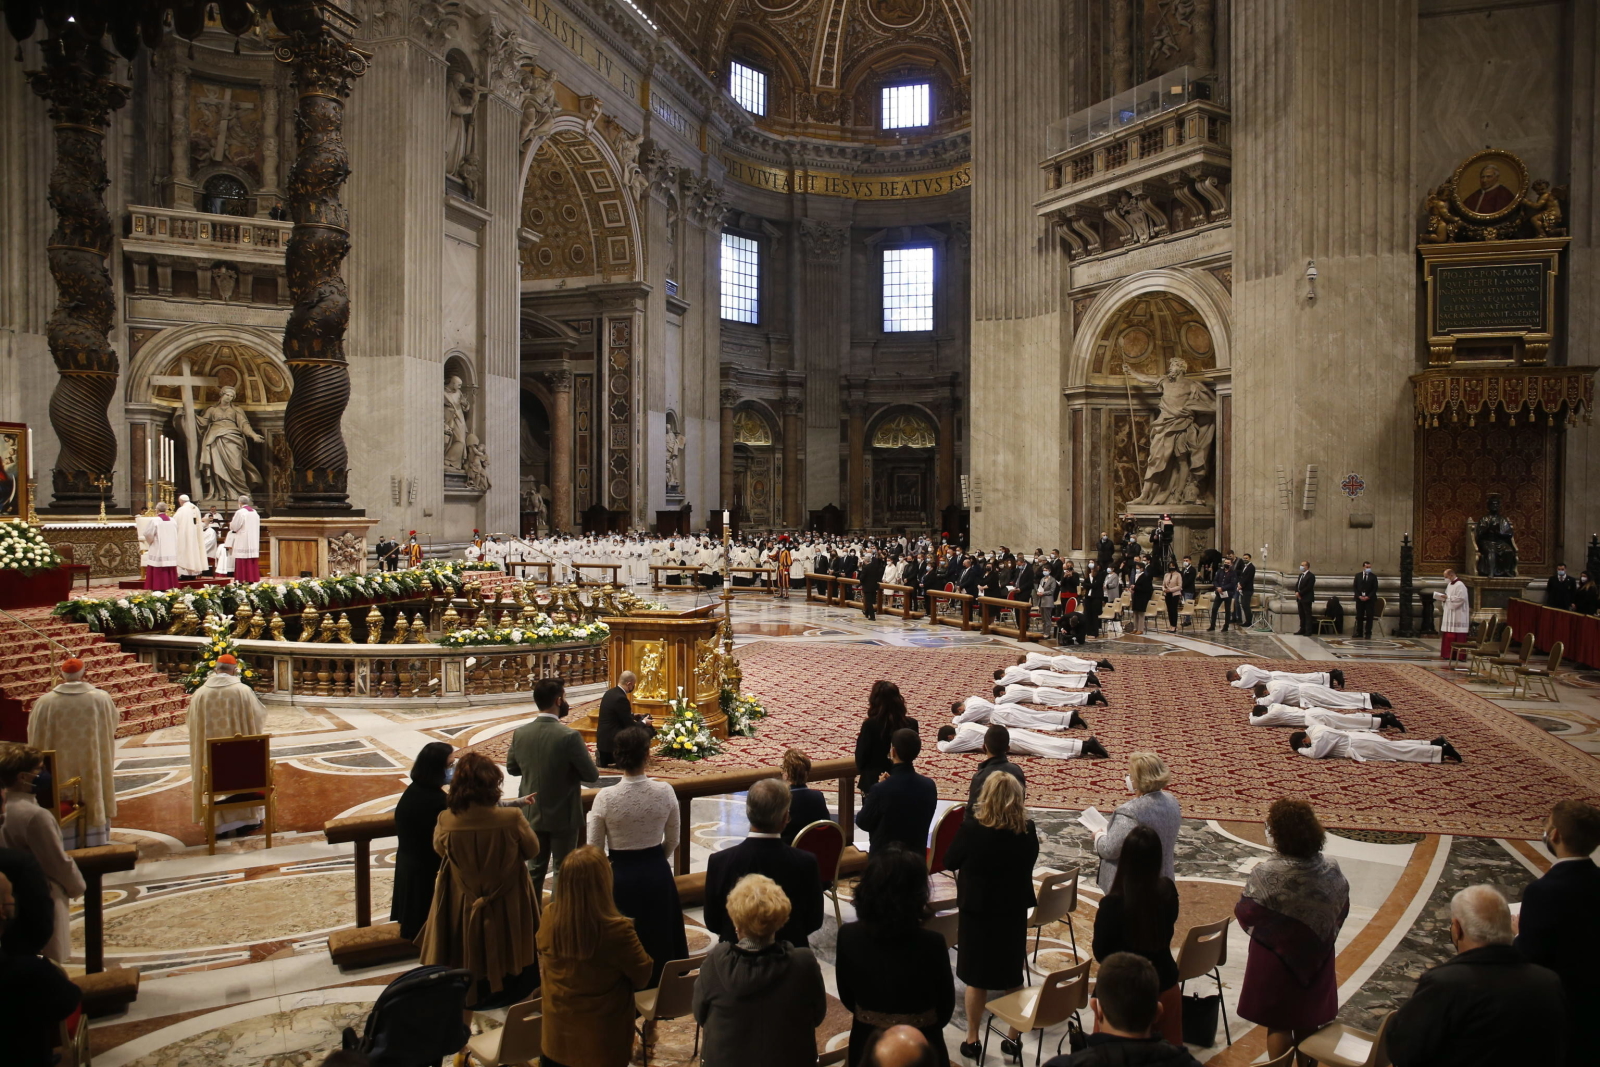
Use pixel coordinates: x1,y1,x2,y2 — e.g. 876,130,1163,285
187,655,269,838
26,657,118,850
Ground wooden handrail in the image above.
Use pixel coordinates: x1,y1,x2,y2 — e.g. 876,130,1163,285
976,595,1033,640
878,582,924,620
650,564,702,590
68,843,139,974
925,589,976,630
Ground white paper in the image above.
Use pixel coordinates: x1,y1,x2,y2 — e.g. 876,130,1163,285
1332,1032,1373,1062
1078,806,1108,834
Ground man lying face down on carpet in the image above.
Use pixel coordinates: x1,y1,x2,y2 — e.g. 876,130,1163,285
996,683,1109,708
1022,651,1115,674
951,696,1087,731
1250,703,1406,733
1227,664,1344,689
994,664,1101,689
1252,680,1390,710
938,721,1109,760
1288,723,1461,764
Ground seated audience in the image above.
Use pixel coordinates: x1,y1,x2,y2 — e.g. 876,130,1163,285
391,742,452,940
836,843,956,1066
856,728,939,855
1514,799,1600,1067
780,747,832,845
703,778,823,947
1042,953,1201,1067
967,724,1026,806
1093,825,1182,1046
1093,752,1180,891
864,1025,940,1067
1387,884,1566,1067
694,873,827,1067
536,845,653,1067
0,872,83,1067
0,744,84,962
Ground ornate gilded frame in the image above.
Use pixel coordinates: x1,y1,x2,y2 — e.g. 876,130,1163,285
1449,148,1530,222
0,422,30,522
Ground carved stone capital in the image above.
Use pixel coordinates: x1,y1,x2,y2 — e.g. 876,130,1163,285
778,397,804,417
479,15,534,102
26,33,130,129
799,218,848,262
408,0,463,53
273,17,370,100
720,388,742,410
541,369,574,394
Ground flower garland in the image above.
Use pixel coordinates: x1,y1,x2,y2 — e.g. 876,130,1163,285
0,522,63,577
180,616,261,692
655,688,720,761
721,690,767,738
435,618,611,648
52,563,477,635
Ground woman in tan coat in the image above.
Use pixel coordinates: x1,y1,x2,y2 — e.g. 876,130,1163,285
417,751,541,1008
536,845,653,1067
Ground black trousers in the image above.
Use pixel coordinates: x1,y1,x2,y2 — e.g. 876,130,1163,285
1240,589,1254,626
860,584,878,618
1210,595,1235,629
1165,593,1182,628
1355,598,1377,637
1297,596,1316,634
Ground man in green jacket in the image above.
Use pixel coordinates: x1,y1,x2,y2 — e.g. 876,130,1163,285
505,677,599,898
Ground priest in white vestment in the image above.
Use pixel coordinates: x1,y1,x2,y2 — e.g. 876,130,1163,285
1434,569,1472,660
937,722,1108,759
143,502,180,590
26,657,118,849
1289,723,1460,763
1249,703,1405,732
187,656,269,832
1253,679,1392,710
993,664,1097,689
229,495,262,582
1023,651,1115,674
996,683,1108,708
1227,664,1342,690
173,494,207,578
951,696,1087,731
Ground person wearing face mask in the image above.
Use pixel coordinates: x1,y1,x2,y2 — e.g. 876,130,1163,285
1091,753,1180,892
1546,563,1577,610
1576,570,1600,616
0,745,84,962
1352,561,1380,639
1513,800,1600,1067
1293,561,1317,636
391,742,454,940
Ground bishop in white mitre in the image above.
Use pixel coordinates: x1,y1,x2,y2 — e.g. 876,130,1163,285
188,655,268,831
27,657,119,849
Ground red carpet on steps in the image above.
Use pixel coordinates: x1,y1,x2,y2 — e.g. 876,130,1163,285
474,642,1600,838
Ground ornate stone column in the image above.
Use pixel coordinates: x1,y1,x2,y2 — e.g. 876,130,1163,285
545,370,573,533
779,398,803,529
26,25,130,511
1111,0,1134,92
167,64,192,208
935,400,957,513
272,1,368,511
719,388,739,514
846,401,867,530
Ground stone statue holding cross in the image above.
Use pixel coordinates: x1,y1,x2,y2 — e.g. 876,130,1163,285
195,386,265,505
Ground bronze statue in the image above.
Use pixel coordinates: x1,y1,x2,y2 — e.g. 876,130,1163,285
1474,494,1519,577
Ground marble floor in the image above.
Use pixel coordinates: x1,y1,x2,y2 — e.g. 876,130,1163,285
65,587,1600,1066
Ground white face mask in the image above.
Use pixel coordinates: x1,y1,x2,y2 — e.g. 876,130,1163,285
1300,565,1307,573
1125,775,1135,794
1263,823,1275,845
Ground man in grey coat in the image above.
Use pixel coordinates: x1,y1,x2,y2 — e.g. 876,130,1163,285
505,677,599,897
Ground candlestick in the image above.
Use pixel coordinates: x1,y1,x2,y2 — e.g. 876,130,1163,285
26,435,33,481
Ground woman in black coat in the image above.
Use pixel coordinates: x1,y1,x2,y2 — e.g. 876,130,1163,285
390,741,452,940
853,681,918,794
780,748,832,845
1092,824,1183,1045
944,772,1040,1061
836,844,955,1067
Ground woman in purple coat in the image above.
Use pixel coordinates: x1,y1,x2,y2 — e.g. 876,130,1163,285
1234,798,1350,1063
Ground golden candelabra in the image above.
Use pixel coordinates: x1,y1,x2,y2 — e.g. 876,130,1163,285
25,479,38,525
719,513,741,691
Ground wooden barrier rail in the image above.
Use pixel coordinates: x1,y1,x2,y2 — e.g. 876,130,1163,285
69,843,141,1015
726,566,776,593
321,757,860,967
650,564,702,590
925,588,976,629
976,595,1035,641
879,582,924,620
804,572,836,604
572,563,622,586
506,560,555,584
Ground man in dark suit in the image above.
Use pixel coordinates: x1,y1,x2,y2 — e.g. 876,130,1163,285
1083,562,1106,637
856,728,938,855
1236,553,1257,626
1096,533,1114,569
1209,559,1237,632
1127,560,1154,635
1295,560,1317,635
593,670,642,767
957,556,983,597
858,550,886,620
1514,800,1600,1067
842,549,860,579
1387,884,1566,1067
1352,561,1380,639
967,724,1026,807
505,678,599,898
703,778,824,947
1546,564,1577,610
1178,555,1197,602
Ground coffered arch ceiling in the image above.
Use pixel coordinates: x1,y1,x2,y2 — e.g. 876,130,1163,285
638,0,971,140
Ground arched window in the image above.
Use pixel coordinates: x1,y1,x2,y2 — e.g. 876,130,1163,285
202,174,251,217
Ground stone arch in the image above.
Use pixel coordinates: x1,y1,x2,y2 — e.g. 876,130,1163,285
866,403,940,527
724,22,809,120
125,324,290,407
1068,267,1231,390
518,116,643,285
868,404,940,448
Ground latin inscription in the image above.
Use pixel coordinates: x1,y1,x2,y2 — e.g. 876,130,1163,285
526,1,639,98
1434,261,1546,334
722,152,973,201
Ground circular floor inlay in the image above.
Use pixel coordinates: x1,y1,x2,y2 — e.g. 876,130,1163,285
1328,828,1425,845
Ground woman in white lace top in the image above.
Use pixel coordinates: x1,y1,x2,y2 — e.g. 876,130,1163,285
586,725,688,986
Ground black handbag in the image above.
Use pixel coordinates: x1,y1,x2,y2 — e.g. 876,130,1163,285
1181,991,1221,1047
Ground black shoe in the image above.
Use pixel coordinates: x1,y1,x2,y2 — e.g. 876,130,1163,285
1207,625,1216,631
959,1040,982,1061
1330,668,1346,689
1098,659,1114,670
1087,690,1108,706
1069,710,1087,729
1081,736,1110,759
1000,1036,1023,1062
1440,740,1463,763
1085,671,1101,687
1371,693,1392,709
1380,711,1407,732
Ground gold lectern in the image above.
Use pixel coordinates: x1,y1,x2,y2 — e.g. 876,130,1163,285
598,603,729,737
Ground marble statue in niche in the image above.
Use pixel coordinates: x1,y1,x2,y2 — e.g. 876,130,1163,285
518,67,559,157
464,434,491,492
445,65,488,193
1126,357,1215,506
443,374,472,471
196,386,265,504
664,410,686,495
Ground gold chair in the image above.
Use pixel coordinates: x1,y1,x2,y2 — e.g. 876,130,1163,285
1486,632,1536,686
1175,917,1233,1046
634,954,706,1064
1450,618,1496,668
1372,595,1389,637
1259,1049,1297,1067
1296,1010,1394,1067
464,996,542,1066
1026,868,1080,968
922,907,960,949
202,733,275,855
1467,625,1513,679
982,959,1091,1066
1514,640,1563,701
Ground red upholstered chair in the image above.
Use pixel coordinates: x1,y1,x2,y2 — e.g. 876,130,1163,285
203,733,275,855
927,803,965,874
1062,595,1078,614
792,819,846,923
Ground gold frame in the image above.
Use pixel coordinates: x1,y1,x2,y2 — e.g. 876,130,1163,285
1418,237,1567,364
1449,148,1530,222
0,422,29,523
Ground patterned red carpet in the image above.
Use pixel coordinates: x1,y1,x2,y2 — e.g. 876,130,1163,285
481,643,1600,839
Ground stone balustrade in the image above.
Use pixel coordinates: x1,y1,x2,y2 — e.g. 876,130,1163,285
122,204,293,303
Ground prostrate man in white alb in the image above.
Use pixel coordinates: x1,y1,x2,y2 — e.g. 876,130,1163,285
1252,680,1392,710
1288,723,1461,764
996,683,1109,708
1249,703,1407,732
951,696,1087,731
994,664,1100,689
172,493,208,579
1227,664,1344,690
937,722,1109,760
1023,650,1115,674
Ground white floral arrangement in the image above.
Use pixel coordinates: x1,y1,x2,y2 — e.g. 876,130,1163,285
655,687,720,761
435,618,610,648
723,690,767,737
0,522,63,577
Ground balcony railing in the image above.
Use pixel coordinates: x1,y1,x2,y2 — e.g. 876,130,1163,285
1046,66,1217,155
124,205,292,259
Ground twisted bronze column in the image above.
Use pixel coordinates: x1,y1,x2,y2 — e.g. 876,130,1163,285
26,26,128,511
272,2,367,510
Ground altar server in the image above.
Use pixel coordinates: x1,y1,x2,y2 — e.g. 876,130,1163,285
996,684,1108,707
951,697,1086,731
993,665,1099,689
187,655,269,835
1252,681,1392,710
1227,664,1344,690
1434,569,1472,660
143,502,180,591
1250,704,1406,732
1023,651,1115,674
229,495,262,582
1288,723,1461,764
173,494,207,578
26,658,118,849
937,722,1108,760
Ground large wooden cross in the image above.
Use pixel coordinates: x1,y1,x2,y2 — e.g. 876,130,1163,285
149,357,218,498
198,85,255,163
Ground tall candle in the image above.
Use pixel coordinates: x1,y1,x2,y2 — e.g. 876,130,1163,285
27,435,33,480
146,436,152,481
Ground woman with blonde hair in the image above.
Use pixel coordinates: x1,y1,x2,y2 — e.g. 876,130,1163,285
779,747,831,844
943,771,1040,1060
1093,750,1180,891
694,873,827,1067
536,845,653,1067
